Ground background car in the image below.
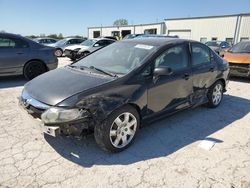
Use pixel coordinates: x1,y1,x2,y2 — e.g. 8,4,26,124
223,40,250,78
64,38,116,60
48,38,85,57
205,41,231,56
136,34,179,39
0,33,58,80
20,38,229,152
102,36,117,40
33,38,58,46
123,34,143,39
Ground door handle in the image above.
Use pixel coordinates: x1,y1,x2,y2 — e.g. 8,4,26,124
17,52,24,55
183,73,190,80
209,67,215,72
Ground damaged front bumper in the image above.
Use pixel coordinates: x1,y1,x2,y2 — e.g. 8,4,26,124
19,92,94,138
229,63,250,78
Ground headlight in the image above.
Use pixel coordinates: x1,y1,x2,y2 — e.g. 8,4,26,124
41,107,85,124
73,48,81,52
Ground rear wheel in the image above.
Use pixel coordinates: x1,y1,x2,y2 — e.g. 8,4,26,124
207,81,224,108
23,61,47,80
94,105,139,152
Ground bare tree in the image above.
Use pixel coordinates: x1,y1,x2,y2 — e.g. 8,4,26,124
113,19,128,26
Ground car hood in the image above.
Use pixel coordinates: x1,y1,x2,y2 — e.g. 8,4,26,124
65,45,89,50
24,67,114,106
224,52,250,64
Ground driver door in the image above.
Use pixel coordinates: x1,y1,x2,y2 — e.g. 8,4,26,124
147,43,193,116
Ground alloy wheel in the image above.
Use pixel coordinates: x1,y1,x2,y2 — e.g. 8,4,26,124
109,112,137,148
212,84,223,105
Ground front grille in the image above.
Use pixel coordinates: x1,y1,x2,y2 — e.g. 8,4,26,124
20,90,50,117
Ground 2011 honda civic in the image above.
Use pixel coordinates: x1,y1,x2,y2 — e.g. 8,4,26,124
20,38,229,152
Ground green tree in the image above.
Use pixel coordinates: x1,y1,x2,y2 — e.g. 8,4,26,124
113,19,128,26
58,33,63,39
47,34,58,39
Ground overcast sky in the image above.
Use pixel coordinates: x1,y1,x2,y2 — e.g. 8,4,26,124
0,0,250,37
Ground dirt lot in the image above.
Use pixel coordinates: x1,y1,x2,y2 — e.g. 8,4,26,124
0,57,250,188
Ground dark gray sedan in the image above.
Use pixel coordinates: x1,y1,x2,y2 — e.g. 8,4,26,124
0,33,58,80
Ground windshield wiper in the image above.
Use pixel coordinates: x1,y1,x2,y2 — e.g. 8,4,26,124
68,65,88,70
89,66,117,77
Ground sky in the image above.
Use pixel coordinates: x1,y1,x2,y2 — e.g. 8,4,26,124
0,0,250,37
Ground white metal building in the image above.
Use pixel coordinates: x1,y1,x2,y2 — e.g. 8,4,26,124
87,13,250,44
165,13,250,44
88,22,165,39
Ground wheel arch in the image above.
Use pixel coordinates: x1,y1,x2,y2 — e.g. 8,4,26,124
23,59,48,73
215,78,226,92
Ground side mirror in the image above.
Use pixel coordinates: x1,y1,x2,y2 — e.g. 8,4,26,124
154,66,173,77
93,43,100,47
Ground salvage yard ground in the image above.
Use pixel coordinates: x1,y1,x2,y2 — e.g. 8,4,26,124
0,57,250,188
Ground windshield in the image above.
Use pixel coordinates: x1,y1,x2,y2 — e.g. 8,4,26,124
206,41,220,47
73,42,157,75
55,39,67,46
229,41,250,53
80,39,96,46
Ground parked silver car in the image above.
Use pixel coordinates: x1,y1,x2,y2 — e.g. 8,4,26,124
48,38,85,57
64,38,116,60
0,33,58,80
33,38,58,46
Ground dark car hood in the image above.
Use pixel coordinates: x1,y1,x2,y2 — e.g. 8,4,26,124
24,67,114,106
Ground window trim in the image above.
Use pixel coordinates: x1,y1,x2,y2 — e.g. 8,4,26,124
153,43,191,73
190,42,212,68
0,37,29,49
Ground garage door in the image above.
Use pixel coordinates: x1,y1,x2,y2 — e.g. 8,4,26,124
168,30,191,39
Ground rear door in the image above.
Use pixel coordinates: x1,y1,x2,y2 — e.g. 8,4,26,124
0,36,30,74
190,42,218,105
147,43,193,115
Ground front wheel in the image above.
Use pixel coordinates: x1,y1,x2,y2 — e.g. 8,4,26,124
207,81,224,108
94,105,140,152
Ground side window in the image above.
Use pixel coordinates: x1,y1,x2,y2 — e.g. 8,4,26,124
77,39,83,43
106,40,115,45
0,37,28,48
191,43,210,66
0,37,15,48
96,40,106,46
13,38,29,48
155,44,189,72
67,39,76,44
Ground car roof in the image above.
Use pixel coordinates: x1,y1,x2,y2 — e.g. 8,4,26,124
35,37,57,40
94,38,116,41
206,41,227,43
120,37,192,47
0,32,24,38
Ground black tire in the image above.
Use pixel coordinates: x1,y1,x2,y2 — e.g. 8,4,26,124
23,61,47,80
94,105,140,153
207,80,224,108
55,48,63,57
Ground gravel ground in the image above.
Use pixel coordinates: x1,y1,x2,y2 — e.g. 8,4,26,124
0,57,250,188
